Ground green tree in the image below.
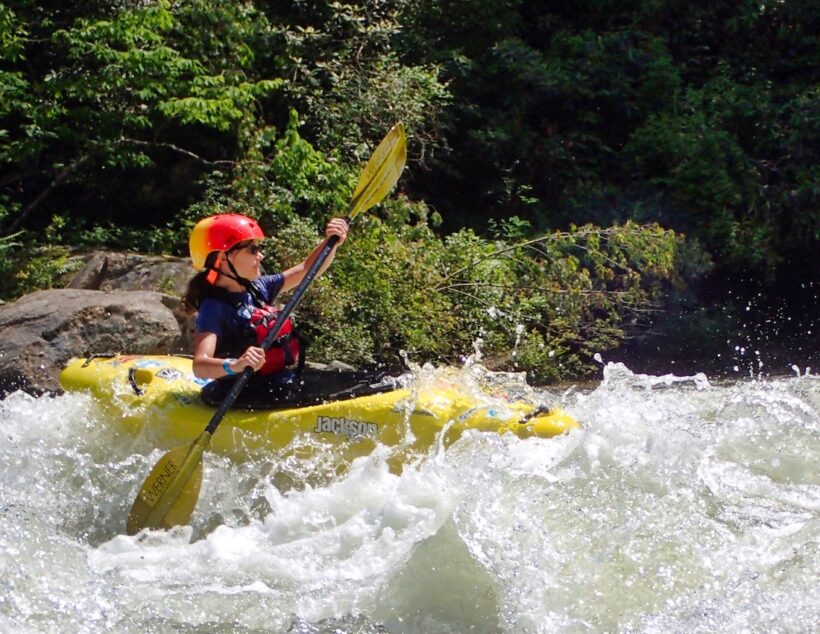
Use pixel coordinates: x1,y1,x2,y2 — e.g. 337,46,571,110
261,0,451,163
403,0,819,279
0,1,278,237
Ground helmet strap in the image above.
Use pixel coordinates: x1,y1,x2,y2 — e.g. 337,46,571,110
207,252,265,306
225,257,267,306
203,252,221,285
225,257,266,299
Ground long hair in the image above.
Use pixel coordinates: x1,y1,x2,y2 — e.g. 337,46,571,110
180,251,220,314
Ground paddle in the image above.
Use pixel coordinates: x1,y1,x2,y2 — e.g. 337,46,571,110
126,122,407,535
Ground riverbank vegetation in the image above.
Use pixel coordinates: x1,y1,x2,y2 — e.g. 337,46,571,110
1,1,816,379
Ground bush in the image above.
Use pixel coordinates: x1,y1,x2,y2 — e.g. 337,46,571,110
261,209,687,382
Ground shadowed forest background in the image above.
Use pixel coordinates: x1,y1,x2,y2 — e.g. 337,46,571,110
1,0,817,381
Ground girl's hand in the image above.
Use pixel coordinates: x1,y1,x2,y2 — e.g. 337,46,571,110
325,217,349,246
236,346,265,372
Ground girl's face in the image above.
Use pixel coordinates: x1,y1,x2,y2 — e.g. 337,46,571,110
223,240,264,280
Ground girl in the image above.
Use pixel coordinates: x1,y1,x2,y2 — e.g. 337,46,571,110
183,213,348,406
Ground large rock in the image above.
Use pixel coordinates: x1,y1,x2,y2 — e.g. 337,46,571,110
67,251,193,295
0,289,183,397
66,250,197,352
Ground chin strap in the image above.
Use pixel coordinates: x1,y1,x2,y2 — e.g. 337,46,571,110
206,259,266,306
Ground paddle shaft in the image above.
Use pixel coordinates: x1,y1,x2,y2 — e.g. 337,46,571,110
204,228,345,435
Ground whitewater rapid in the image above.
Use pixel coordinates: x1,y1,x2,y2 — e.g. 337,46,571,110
1,363,817,633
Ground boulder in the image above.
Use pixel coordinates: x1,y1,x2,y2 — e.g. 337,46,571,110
67,251,193,295
66,250,197,351
0,289,183,397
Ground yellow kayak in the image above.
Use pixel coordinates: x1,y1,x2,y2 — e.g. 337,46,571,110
59,355,579,463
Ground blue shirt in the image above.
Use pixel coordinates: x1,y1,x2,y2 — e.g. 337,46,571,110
195,274,285,336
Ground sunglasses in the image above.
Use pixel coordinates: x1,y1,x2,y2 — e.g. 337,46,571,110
230,242,262,256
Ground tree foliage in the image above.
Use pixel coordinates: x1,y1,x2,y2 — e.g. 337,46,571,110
403,0,819,275
0,0,815,378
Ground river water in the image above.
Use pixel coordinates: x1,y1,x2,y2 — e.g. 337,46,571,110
1,361,817,633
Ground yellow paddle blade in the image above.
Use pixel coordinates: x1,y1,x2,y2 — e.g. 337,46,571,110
348,122,407,220
126,437,207,535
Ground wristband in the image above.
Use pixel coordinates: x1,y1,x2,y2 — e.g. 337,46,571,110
222,359,237,376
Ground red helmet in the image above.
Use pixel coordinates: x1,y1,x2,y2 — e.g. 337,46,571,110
189,214,265,270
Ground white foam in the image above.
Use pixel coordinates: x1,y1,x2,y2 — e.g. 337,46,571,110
1,363,818,632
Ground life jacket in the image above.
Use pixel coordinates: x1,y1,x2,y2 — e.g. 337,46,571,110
209,287,304,376
248,303,302,375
